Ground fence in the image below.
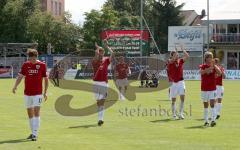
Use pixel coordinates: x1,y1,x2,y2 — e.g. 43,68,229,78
1,55,238,80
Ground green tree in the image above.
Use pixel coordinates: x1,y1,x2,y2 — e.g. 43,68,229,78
0,0,82,53
147,0,184,52
27,11,82,54
82,5,118,49
103,0,184,53
0,0,39,42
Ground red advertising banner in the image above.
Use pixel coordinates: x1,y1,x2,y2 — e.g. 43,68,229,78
100,30,150,56
101,30,150,41
0,67,12,78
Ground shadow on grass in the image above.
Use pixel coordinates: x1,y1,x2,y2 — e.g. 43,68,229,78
195,118,204,121
156,99,171,102
185,125,206,129
0,139,31,144
68,124,98,129
150,118,181,123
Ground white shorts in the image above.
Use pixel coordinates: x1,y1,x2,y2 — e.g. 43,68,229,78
24,95,43,108
116,78,128,88
216,86,224,99
93,81,108,100
201,91,216,102
170,80,185,99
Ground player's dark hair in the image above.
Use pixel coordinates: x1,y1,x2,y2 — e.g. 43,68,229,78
27,49,38,57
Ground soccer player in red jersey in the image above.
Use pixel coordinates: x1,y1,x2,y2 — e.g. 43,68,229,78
167,45,189,120
115,56,130,100
199,52,221,127
92,40,114,126
12,49,48,141
214,58,225,120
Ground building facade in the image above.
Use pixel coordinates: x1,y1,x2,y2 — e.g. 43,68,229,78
203,19,240,70
40,0,65,17
178,10,240,70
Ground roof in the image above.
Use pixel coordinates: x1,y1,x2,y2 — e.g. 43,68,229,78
179,10,203,26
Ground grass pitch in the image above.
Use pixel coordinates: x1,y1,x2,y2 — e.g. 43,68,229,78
0,79,240,150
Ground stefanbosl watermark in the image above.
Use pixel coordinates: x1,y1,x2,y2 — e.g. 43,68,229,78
118,104,192,117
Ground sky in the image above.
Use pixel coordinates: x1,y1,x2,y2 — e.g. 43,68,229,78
65,0,240,24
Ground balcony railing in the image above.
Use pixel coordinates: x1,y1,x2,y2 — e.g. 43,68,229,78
211,33,240,43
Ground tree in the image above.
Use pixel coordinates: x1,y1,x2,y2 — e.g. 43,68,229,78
82,5,119,49
103,0,184,53
0,0,82,53
0,0,39,42
147,0,184,52
27,11,82,54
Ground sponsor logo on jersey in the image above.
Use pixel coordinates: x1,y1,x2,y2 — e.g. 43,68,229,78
36,65,40,69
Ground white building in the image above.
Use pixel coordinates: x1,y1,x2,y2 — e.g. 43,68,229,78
202,14,240,70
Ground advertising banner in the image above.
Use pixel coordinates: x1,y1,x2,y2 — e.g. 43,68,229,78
101,30,150,56
168,26,208,51
0,67,12,78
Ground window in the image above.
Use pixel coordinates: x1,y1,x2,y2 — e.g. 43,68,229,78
221,24,227,33
227,52,238,70
51,0,53,12
239,52,240,69
59,2,62,15
55,1,58,16
239,24,240,33
228,24,238,33
41,0,47,10
216,24,226,34
213,24,216,34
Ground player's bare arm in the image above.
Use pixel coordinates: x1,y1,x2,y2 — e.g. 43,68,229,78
94,42,101,60
214,65,222,76
103,39,114,62
222,69,226,78
180,44,189,62
169,57,176,63
200,67,212,75
12,73,24,94
127,66,131,75
43,77,49,101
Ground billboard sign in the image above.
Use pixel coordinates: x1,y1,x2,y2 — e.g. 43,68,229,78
168,26,208,51
0,67,12,78
101,30,150,56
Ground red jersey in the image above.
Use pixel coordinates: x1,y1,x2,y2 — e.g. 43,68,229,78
116,63,129,79
92,57,110,82
167,58,184,82
215,66,224,86
200,64,216,91
19,61,47,96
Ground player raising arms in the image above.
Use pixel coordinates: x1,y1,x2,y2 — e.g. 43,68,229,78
12,49,48,141
92,40,114,126
115,56,130,100
167,45,189,120
214,58,225,119
199,52,221,127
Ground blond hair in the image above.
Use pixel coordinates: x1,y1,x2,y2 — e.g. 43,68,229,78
27,49,38,57
204,51,213,62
